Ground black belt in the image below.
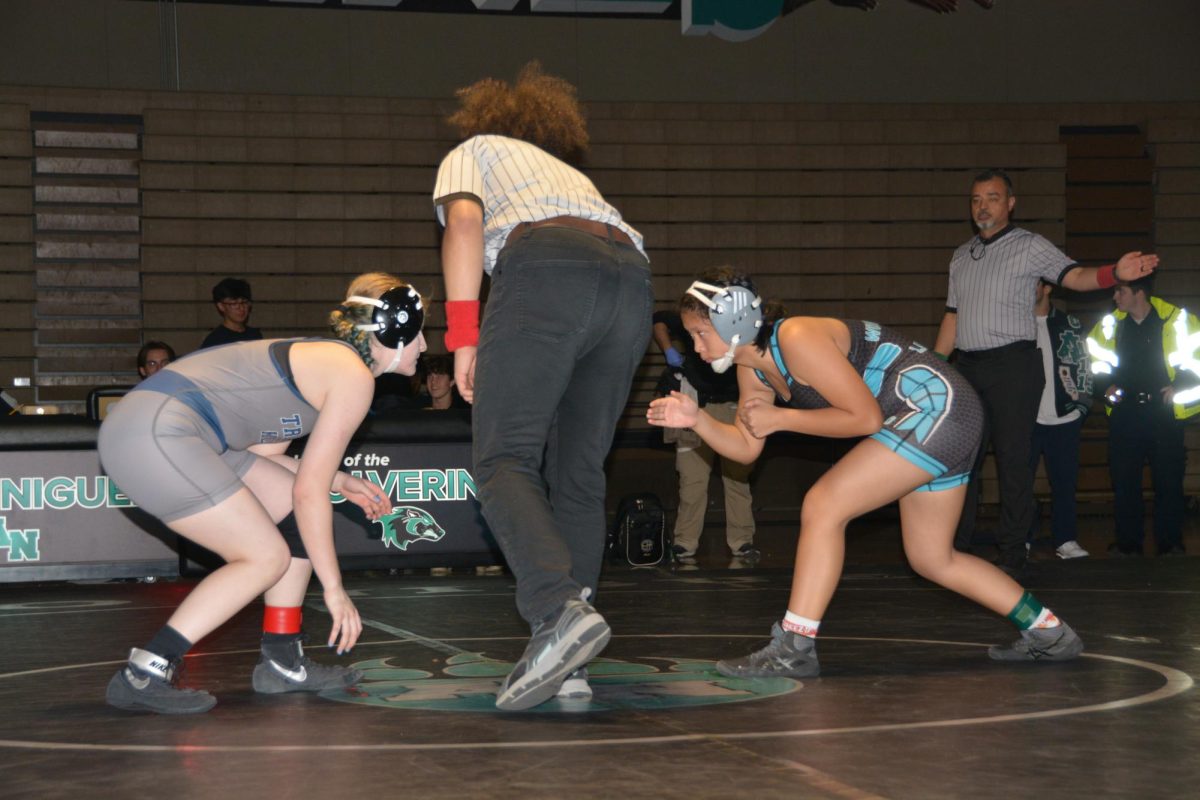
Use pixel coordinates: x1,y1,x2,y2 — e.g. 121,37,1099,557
960,340,1036,359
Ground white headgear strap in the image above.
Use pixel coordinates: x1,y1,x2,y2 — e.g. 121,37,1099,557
685,280,763,356
382,348,405,374
347,295,386,335
346,294,414,372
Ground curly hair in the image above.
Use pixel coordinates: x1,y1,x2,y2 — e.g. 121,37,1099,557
447,61,589,165
679,266,787,354
328,271,414,367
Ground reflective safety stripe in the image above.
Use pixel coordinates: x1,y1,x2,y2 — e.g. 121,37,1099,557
1101,313,1117,340
1167,309,1200,375
1087,316,1119,375
1174,385,1200,405
1168,308,1200,410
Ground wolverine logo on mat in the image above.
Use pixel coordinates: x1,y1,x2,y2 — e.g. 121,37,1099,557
321,654,797,713
374,506,446,551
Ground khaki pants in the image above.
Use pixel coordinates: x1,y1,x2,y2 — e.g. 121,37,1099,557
672,400,755,554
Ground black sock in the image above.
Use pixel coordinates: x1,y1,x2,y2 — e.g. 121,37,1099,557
143,625,192,662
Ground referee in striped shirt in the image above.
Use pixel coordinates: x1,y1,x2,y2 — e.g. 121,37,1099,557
434,63,653,710
934,169,1159,573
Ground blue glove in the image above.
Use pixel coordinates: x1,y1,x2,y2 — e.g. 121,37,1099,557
665,346,685,368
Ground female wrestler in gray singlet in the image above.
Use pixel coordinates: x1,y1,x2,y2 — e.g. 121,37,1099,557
647,268,1082,680
99,272,426,714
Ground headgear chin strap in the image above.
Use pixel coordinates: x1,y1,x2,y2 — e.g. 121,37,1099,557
710,348,736,375
382,349,406,374
347,285,425,349
685,280,763,373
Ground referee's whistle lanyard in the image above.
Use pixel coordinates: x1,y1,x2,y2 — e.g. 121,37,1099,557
968,224,1015,260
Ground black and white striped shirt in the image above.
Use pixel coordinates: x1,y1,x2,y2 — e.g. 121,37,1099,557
946,226,1075,351
433,134,645,274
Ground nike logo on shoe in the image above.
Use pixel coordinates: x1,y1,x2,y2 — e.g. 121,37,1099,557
269,659,308,683
125,668,150,690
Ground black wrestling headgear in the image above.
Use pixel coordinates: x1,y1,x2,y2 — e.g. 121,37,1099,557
347,285,424,349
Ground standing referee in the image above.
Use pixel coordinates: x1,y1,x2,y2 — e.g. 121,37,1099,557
434,63,653,710
934,169,1159,573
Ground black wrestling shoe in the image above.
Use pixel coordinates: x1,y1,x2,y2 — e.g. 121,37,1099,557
252,635,363,694
106,648,216,715
716,622,819,679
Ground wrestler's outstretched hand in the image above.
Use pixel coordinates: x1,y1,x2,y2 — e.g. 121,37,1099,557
647,391,699,429
324,586,362,655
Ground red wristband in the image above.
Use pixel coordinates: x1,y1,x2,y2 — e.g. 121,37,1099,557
263,605,302,635
1096,264,1117,289
444,300,480,352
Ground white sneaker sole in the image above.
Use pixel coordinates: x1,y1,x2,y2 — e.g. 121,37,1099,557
556,676,593,699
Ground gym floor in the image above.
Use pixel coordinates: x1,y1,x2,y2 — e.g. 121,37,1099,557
1,514,1196,799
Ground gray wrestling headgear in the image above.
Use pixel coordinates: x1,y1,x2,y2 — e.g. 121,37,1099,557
348,286,424,348
685,280,763,374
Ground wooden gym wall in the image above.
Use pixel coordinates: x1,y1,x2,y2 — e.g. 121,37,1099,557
0,85,1197,500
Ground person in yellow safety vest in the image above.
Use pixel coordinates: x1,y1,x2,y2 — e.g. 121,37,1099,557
1086,273,1200,557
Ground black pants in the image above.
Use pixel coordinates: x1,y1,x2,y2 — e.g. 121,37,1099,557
1108,401,1186,554
953,343,1044,562
472,227,653,625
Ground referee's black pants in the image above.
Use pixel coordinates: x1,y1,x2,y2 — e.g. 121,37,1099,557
953,342,1044,566
1108,400,1186,555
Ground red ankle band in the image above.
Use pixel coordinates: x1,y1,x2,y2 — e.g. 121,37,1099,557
263,606,302,634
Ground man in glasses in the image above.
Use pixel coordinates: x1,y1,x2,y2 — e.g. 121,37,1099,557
137,340,176,381
201,277,263,349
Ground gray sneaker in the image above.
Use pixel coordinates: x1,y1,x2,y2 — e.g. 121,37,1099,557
252,635,363,694
105,647,217,715
496,593,610,711
988,622,1084,662
716,622,820,679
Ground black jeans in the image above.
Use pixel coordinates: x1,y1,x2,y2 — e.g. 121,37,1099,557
471,226,653,625
1108,401,1186,553
954,342,1044,561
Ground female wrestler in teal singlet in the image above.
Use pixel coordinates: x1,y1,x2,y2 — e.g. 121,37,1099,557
647,268,1083,678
